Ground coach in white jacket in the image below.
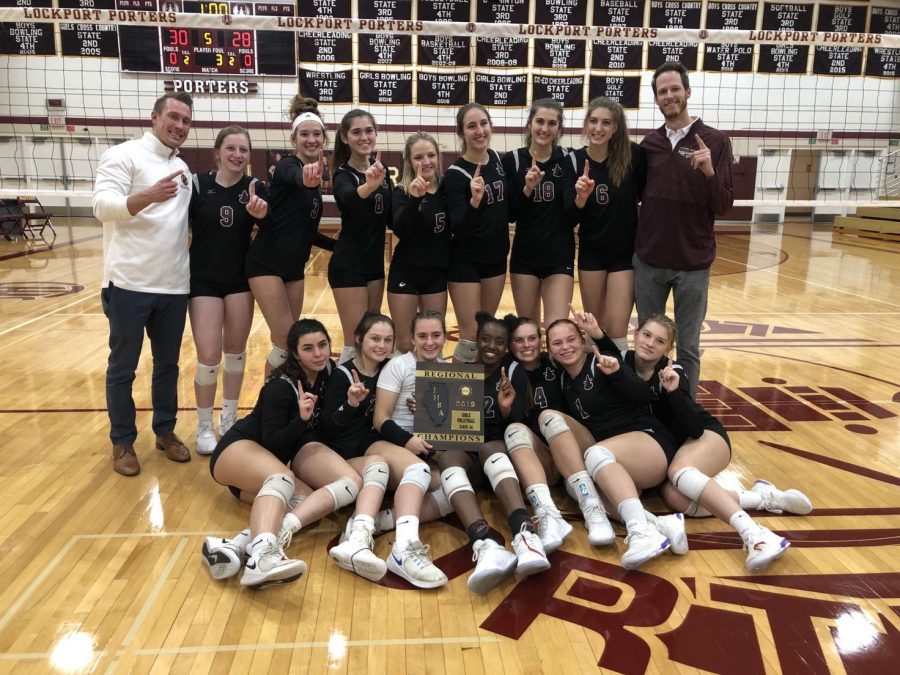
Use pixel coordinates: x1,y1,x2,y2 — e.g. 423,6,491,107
92,92,194,476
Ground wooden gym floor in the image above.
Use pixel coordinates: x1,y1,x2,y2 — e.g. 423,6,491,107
0,219,898,674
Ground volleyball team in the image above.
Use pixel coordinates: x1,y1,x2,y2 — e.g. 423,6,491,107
103,60,815,590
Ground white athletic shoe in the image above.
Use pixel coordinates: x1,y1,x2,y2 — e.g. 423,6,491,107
387,540,448,589
374,508,395,534
648,512,689,555
329,520,387,582
200,537,245,580
533,508,573,554
744,525,790,572
240,544,307,588
751,480,813,515
620,523,670,570
468,539,517,595
582,499,616,546
512,525,551,577
196,422,217,456
219,412,238,436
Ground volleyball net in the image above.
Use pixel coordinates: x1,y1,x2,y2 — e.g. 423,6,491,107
1,2,899,219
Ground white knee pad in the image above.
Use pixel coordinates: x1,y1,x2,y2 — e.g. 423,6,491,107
483,452,518,490
325,476,360,509
398,463,431,493
539,411,570,443
194,362,220,386
223,351,246,375
362,461,390,492
504,424,533,455
256,473,295,508
585,445,616,478
267,345,288,369
452,339,477,364
672,467,711,502
440,467,474,501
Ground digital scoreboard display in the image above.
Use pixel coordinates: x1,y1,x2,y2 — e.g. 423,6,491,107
119,0,295,76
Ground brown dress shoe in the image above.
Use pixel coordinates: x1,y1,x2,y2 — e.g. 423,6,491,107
112,443,141,476
155,432,191,462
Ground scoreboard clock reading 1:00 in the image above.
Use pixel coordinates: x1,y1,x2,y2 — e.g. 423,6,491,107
119,0,296,76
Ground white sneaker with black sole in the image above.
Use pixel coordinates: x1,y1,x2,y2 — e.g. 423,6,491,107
512,525,551,577
200,537,245,579
468,539,517,595
387,540,448,588
751,480,813,515
240,544,307,588
620,523,670,570
329,520,387,582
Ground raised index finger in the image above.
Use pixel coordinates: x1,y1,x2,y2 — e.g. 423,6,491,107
297,378,304,395
164,170,183,182
473,163,481,178
666,357,673,369
352,370,361,384
583,159,590,177
317,149,325,171
695,136,708,150
501,366,508,382
375,150,382,166
249,179,256,198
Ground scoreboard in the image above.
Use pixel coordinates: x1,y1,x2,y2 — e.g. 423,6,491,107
118,0,296,76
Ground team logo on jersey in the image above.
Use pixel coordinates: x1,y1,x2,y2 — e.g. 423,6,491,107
495,163,505,177
543,366,556,381
238,189,249,205
582,372,594,390
552,164,563,178
180,173,189,187
677,146,695,159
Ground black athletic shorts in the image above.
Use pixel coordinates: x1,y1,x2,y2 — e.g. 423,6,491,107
387,259,448,295
244,256,305,283
578,248,634,273
509,257,575,279
446,257,507,284
209,427,320,484
595,419,679,466
671,421,732,458
330,428,381,461
190,279,251,299
327,264,385,289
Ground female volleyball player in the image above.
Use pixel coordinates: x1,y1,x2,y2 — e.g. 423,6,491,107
542,317,681,570
245,96,333,376
329,110,392,364
438,312,550,594
626,314,812,570
388,133,451,353
570,97,647,354
503,99,576,329
443,103,510,364
188,126,267,454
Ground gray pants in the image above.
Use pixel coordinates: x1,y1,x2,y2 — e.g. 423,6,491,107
632,254,709,399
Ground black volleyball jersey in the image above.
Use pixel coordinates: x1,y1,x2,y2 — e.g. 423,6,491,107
560,351,658,441
229,362,334,457
331,162,393,275
520,353,568,427
189,172,261,285
503,147,576,268
246,155,325,276
568,143,647,258
443,150,510,266
482,358,528,443
319,359,386,457
391,186,451,269
623,351,718,444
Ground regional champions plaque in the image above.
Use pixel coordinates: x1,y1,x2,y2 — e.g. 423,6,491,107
414,362,484,452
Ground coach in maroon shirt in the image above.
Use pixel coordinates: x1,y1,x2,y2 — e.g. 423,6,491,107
634,61,734,398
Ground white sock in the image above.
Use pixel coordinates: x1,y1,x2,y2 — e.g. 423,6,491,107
611,336,628,354
566,471,600,504
618,498,647,530
525,483,555,512
231,528,251,552
222,399,238,418
197,406,214,426
283,512,302,534
339,346,357,364
729,510,758,541
428,488,454,517
248,532,277,556
738,489,764,511
394,515,420,551
354,513,375,529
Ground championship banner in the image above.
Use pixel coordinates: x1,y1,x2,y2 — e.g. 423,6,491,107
414,362,484,453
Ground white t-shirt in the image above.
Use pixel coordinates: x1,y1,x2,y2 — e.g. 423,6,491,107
376,353,447,433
